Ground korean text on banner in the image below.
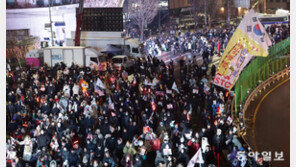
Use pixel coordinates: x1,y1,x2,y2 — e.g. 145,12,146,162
213,49,253,90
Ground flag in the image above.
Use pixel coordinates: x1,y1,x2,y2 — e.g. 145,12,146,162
167,104,173,109
133,78,137,86
151,100,157,111
111,112,116,117
143,126,150,134
95,85,105,96
81,80,89,92
166,90,172,94
172,82,179,93
193,89,199,94
96,78,105,89
214,9,271,90
227,116,233,125
187,148,204,167
152,78,159,86
108,96,115,110
155,91,165,96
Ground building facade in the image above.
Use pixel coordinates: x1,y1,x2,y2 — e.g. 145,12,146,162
168,0,191,10
266,0,290,13
7,4,78,46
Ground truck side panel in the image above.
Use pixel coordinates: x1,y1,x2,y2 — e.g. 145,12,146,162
73,49,84,67
51,49,63,66
43,49,52,67
63,49,74,67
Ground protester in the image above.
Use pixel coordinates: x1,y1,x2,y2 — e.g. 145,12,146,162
7,24,288,167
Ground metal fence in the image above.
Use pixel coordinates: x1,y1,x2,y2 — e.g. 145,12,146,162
234,37,290,114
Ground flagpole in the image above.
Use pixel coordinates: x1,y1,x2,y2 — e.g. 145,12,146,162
251,0,260,9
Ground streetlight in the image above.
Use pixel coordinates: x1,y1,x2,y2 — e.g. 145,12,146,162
238,7,242,16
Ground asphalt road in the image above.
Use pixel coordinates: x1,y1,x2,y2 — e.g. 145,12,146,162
254,80,290,166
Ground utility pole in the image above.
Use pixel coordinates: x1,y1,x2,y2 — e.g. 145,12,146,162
74,0,84,46
48,0,54,46
204,0,207,28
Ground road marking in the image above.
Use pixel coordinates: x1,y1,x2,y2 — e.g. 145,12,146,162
252,78,290,151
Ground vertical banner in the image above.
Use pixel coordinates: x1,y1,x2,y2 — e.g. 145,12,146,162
214,9,271,90
213,48,253,90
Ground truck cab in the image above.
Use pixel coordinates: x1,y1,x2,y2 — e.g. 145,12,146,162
85,48,107,71
87,55,107,71
111,55,134,71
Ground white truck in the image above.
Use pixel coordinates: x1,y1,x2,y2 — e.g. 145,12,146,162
111,55,135,71
41,46,107,71
66,32,143,58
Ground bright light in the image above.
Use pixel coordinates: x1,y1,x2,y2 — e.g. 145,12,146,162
132,3,139,8
159,1,168,7
238,7,242,11
221,7,224,13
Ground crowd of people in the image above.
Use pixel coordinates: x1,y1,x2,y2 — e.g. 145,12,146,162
5,59,255,166
265,24,290,44
7,22,289,167
144,27,235,60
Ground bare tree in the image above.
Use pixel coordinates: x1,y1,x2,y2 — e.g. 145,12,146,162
190,0,219,29
128,0,159,41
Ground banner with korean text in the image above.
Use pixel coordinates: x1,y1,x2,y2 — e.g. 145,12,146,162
213,48,253,90
214,9,271,90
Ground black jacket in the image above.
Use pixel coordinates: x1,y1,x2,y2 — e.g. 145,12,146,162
37,134,50,149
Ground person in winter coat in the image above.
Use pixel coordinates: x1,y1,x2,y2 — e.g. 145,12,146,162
18,135,34,162
150,134,161,152
213,129,224,167
7,101,15,120
123,141,137,159
155,150,166,166
114,138,125,164
225,130,234,152
68,149,79,166
37,154,50,167
133,155,143,167
37,129,50,149
187,137,199,157
227,146,240,167
176,149,189,166
102,151,115,167
105,134,117,153
211,65,216,77
121,154,133,167
203,145,216,166
49,160,57,167
85,139,95,152
232,135,242,150
156,122,166,137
